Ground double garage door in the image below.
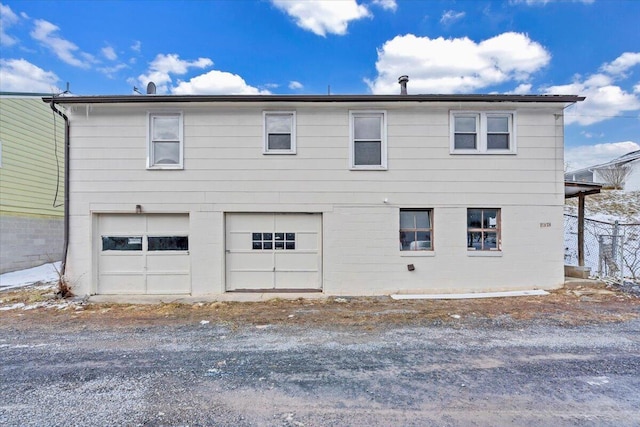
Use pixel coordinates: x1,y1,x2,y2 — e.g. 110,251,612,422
226,213,322,291
97,214,190,294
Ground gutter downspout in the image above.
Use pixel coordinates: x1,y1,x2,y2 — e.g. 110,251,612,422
49,100,70,276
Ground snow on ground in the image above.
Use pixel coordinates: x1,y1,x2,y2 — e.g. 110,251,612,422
0,262,61,291
564,190,640,282
565,190,640,223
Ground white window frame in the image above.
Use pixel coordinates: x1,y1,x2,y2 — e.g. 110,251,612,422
450,111,516,155
147,112,184,169
349,110,387,170
263,111,296,154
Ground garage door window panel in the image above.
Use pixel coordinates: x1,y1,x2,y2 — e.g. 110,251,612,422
102,236,143,251
148,236,189,251
252,231,295,250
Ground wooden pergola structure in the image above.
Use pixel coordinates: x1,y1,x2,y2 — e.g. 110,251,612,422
565,181,602,267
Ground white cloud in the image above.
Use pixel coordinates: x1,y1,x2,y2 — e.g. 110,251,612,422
98,63,128,79
288,80,303,90
565,141,640,171
545,53,640,126
30,19,93,68
271,0,371,37
372,0,397,12
510,0,594,5
440,10,465,25
366,32,550,94
101,46,117,61
506,83,533,94
0,58,60,93
600,52,640,76
172,70,270,95
580,131,604,139
137,53,213,94
0,3,20,47
131,40,141,53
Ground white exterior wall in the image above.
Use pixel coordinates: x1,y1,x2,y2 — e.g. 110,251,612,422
593,159,640,191
64,100,567,296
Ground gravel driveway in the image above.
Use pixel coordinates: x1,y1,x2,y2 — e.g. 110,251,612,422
1,312,639,426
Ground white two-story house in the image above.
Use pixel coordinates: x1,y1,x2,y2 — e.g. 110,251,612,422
46,91,583,298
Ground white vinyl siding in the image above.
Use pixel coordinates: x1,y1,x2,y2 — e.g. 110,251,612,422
350,111,387,169
263,111,296,154
147,112,183,169
65,101,567,297
451,111,516,154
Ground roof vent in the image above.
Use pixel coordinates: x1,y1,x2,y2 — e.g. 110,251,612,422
398,75,409,95
146,82,157,95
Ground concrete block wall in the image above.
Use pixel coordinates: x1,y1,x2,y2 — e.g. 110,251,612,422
0,215,63,274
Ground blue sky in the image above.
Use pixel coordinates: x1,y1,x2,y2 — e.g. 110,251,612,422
1,0,638,170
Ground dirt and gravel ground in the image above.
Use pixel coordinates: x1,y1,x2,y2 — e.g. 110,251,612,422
1,281,639,426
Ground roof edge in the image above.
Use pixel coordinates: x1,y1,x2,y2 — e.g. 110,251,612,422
43,94,585,105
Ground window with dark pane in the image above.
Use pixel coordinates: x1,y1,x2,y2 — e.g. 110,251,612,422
285,232,295,250
399,209,433,251
265,113,294,152
253,232,272,250
148,236,188,251
352,113,384,167
487,116,510,150
102,236,143,251
467,208,501,251
454,115,477,150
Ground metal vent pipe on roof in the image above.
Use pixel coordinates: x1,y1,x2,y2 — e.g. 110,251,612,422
398,75,409,95
146,82,157,94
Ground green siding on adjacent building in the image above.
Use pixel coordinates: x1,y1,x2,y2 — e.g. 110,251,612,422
0,97,65,217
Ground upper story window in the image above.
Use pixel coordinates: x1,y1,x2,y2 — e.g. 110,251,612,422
467,208,501,251
350,111,387,169
451,112,516,154
148,112,183,169
264,111,296,154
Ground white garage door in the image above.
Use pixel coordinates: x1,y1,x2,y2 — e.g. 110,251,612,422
226,213,322,291
97,214,190,294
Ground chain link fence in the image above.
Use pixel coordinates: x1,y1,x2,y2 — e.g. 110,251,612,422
564,214,640,283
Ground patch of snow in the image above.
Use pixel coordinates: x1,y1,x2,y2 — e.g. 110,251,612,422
391,290,549,300
0,262,61,291
0,302,25,311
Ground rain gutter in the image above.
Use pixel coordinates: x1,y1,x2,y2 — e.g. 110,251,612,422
48,100,70,276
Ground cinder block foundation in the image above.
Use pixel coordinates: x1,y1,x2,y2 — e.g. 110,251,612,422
0,215,63,274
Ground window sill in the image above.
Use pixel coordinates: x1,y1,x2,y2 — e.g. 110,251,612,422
349,166,388,171
400,251,435,257
263,151,296,155
467,250,503,257
450,150,516,155
147,165,184,170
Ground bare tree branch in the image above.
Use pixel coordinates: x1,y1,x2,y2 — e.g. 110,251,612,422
598,164,632,190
